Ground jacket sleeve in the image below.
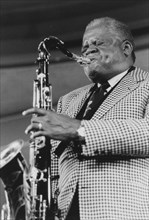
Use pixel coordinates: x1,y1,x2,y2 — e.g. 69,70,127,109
81,101,149,157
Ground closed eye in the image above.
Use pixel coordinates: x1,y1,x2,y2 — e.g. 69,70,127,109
96,40,105,46
82,40,105,53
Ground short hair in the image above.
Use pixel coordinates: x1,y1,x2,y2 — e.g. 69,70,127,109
85,17,136,62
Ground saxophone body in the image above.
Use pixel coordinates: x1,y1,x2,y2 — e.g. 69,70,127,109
0,36,91,220
27,48,53,220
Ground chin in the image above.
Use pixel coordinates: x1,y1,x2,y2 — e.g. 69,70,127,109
85,66,108,82
87,71,104,83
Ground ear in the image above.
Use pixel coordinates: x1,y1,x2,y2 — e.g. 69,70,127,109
122,40,133,57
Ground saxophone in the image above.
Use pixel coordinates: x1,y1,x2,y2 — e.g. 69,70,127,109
0,36,91,220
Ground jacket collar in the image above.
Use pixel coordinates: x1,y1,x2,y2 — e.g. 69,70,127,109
92,66,146,119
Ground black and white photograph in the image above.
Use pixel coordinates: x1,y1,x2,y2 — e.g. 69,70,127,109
0,1,149,219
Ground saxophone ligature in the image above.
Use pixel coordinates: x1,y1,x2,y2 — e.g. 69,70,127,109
0,36,91,220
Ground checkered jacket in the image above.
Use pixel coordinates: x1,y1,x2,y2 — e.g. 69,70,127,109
51,66,149,220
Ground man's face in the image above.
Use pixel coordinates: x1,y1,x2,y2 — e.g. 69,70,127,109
82,25,126,83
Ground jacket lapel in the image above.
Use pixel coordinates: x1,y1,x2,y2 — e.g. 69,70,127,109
92,67,142,120
65,84,93,118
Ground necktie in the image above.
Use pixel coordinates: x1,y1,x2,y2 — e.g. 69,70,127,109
83,82,110,120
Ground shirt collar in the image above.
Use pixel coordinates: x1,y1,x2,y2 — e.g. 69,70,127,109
96,69,129,92
108,69,128,89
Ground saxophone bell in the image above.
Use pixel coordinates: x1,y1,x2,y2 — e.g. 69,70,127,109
0,140,29,220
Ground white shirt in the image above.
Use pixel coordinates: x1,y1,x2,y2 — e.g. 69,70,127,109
107,69,128,92
97,69,128,93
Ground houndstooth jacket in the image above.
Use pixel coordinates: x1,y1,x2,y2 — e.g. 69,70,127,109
51,66,149,220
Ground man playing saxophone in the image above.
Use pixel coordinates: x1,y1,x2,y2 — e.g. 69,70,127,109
23,17,149,220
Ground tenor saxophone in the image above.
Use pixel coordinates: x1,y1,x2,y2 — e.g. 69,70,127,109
0,36,91,220
27,42,54,220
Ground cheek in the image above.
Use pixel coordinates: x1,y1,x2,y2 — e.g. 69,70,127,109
102,54,111,63
101,49,122,64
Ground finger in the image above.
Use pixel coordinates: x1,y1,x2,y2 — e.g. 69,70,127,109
30,131,45,139
22,108,46,116
25,123,42,134
31,116,43,124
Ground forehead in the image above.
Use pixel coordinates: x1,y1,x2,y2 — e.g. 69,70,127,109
83,24,115,44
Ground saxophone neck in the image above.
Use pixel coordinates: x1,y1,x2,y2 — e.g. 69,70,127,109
39,36,91,66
